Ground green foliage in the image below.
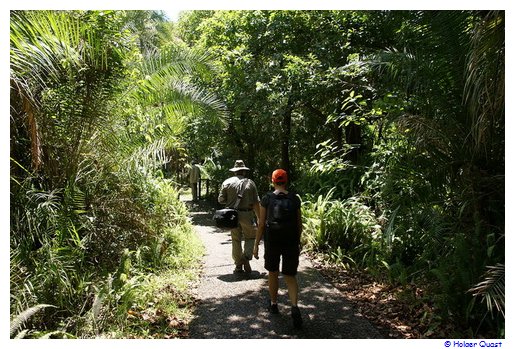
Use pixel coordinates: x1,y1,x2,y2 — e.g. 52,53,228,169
10,10,211,338
10,9,504,338
289,10,503,336
79,220,204,339
468,263,505,321
10,164,202,337
301,189,383,269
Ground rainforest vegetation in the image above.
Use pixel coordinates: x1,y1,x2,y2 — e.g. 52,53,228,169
10,10,504,338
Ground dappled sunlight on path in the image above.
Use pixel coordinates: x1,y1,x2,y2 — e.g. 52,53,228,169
185,199,383,339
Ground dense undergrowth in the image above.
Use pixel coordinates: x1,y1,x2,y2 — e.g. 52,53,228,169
10,174,204,338
10,10,209,339
299,183,504,338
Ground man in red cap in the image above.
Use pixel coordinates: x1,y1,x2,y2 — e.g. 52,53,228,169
253,168,303,329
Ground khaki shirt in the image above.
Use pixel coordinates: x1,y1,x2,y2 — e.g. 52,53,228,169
218,175,259,210
189,164,201,184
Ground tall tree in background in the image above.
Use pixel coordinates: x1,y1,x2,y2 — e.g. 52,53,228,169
176,10,398,188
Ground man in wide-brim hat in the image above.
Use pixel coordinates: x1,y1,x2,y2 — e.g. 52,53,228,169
229,159,250,172
218,160,260,273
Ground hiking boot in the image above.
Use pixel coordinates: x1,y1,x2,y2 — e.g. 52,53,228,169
233,265,243,273
291,306,303,329
268,300,279,314
242,258,252,273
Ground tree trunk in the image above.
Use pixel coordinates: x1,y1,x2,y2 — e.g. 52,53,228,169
22,93,42,171
281,100,293,175
303,102,343,152
345,122,362,163
239,109,257,174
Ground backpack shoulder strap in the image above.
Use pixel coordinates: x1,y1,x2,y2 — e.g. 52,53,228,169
233,178,247,209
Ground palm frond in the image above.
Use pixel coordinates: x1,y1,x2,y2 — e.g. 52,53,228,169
468,263,505,318
463,11,504,155
396,114,457,163
10,11,102,94
134,46,225,117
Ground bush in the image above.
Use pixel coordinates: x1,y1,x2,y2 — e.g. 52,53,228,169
10,165,202,338
301,189,383,269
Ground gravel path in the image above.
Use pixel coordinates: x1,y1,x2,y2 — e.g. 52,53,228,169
187,201,383,339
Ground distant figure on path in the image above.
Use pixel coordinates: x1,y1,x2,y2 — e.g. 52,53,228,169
188,160,201,201
218,160,260,273
253,169,303,329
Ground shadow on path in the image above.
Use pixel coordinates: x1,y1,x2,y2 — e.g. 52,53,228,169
186,198,383,339
186,200,215,227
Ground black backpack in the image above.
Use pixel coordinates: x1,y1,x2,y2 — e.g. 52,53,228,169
267,192,296,232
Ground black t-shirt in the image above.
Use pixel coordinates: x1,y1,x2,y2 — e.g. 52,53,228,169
260,191,301,244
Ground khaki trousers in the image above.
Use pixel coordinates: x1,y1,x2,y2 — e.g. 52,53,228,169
230,211,257,265
190,182,198,200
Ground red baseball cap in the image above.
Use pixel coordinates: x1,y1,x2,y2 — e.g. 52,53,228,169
272,169,288,183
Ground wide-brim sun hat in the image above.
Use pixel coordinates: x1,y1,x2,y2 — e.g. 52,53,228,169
229,160,250,172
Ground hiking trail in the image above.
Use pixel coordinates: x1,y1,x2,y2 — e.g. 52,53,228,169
185,200,383,339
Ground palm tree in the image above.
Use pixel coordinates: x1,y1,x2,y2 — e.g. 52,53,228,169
10,10,125,181
10,10,224,334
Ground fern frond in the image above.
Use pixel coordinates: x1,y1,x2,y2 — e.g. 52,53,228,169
14,329,29,339
10,304,56,338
